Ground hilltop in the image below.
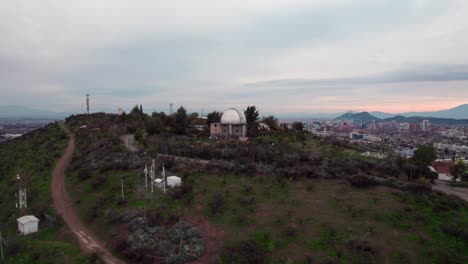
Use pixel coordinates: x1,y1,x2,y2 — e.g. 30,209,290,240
63,112,467,263
335,112,381,122
0,123,91,263
0,111,467,263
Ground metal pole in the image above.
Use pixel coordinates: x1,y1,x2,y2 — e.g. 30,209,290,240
0,230,4,261
145,164,148,189
163,164,166,194
121,178,124,199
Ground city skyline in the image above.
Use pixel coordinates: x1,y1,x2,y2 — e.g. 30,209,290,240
1,0,468,113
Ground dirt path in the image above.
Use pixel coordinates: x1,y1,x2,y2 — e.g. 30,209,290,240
184,216,224,264
51,132,125,264
433,180,468,202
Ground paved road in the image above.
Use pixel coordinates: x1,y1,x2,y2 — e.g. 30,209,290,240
433,180,468,202
51,130,125,264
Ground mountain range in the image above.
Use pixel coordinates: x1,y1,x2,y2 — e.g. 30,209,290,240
1,104,468,120
369,104,468,119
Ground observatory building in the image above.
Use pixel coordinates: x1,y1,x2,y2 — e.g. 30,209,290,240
210,108,247,139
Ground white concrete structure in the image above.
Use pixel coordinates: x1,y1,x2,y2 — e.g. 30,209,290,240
166,176,182,188
17,215,39,235
154,178,164,189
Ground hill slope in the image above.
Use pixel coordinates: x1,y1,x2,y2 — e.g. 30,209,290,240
0,123,88,263
62,113,468,263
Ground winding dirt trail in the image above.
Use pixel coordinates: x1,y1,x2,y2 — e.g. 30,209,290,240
51,131,125,264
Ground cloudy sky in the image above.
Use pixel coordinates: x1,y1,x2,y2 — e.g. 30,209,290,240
1,0,468,115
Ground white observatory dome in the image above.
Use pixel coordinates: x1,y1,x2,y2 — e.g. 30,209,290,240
220,108,247,125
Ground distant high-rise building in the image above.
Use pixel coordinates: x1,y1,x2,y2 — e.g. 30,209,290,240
422,119,430,132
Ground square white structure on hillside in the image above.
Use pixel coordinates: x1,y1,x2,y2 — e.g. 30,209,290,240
17,215,39,235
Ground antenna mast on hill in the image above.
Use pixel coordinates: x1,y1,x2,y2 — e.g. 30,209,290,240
86,94,90,114
170,103,174,115
16,173,27,209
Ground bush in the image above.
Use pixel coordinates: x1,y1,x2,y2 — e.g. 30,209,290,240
221,240,266,264
347,174,377,188
77,168,92,181
171,182,194,204
209,193,225,215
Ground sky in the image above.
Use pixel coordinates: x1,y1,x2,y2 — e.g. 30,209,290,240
1,0,468,115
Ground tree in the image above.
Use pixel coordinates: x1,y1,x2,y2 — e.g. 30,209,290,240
207,111,221,125
174,106,187,134
244,106,259,127
131,104,141,114
262,115,278,130
145,116,163,135
292,122,304,131
450,160,466,182
412,145,437,166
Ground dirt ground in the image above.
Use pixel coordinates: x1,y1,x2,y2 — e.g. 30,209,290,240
184,215,225,264
51,133,125,264
433,180,468,202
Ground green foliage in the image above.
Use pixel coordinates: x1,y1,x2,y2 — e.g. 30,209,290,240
206,111,221,125
174,106,187,134
312,225,348,251
412,145,437,166
221,239,266,264
0,123,83,262
450,160,466,182
145,116,163,135
292,122,304,131
262,115,278,130
244,106,259,126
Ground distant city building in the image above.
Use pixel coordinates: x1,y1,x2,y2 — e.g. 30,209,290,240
422,119,430,132
210,108,247,139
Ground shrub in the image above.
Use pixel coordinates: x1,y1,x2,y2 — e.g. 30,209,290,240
77,168,92,181
209,193,225,215
346,174,377,188
221,240,266,264
91,174,107,189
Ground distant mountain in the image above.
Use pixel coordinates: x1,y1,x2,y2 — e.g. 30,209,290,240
369,111,396,119
335,112,380,122
382,115,468,125
400,104,468,119
368,104,468,119
0,105,70,119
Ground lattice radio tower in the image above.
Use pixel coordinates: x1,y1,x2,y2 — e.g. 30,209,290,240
86,94,90,114
16,173,27,209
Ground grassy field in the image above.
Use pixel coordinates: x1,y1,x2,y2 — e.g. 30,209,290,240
0,123,93,263
67,166,468,263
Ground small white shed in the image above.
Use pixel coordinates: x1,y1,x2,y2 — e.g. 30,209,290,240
154,178,164,189
166,176,182,188
17,215,39,235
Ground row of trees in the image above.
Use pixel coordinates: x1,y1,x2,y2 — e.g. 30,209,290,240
412,144,468,182
124,104,305,141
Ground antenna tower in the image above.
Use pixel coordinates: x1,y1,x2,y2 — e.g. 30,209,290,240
86,94,90,114
16,173,27,209
170,103,174,115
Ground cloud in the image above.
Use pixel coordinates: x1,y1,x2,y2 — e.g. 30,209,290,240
0,0,468,114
